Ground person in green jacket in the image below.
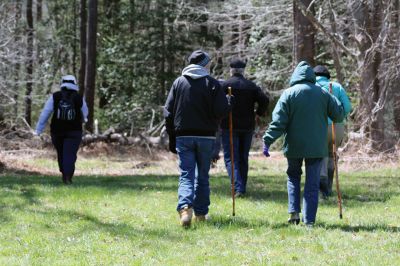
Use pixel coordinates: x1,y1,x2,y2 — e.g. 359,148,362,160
262,61,344,226
313,65,352,198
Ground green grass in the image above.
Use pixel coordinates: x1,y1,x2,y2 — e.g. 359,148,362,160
0,157,400,265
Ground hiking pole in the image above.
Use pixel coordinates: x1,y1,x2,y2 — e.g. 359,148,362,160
329,83,343,219
228,87,235,216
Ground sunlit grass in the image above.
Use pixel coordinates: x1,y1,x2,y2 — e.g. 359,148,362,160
0,156,399,265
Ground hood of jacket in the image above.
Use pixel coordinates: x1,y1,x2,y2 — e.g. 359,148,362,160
182,64,209,79
60,83,79,91
289,61,316,86
315,75,330,87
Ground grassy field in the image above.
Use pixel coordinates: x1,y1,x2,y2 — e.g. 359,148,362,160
0,153,399,265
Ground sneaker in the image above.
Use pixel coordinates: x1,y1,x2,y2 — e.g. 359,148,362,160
179,206,193,227
235,192,245,198
288,212,300,225
305,222,314,229
193,214,210,222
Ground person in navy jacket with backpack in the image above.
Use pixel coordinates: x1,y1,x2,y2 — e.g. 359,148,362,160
35,75,88,184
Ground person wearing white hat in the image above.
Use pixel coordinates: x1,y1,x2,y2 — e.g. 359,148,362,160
35,75,88,184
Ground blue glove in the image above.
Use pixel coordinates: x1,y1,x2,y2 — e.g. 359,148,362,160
226,94,235,106
263,144,270,157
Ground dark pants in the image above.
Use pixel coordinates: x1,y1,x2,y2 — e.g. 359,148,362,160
51,131,82,176
320,123,345,197
222,130,253,193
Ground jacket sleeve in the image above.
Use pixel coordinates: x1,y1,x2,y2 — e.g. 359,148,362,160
163,81,176,134
255,86,269,116
327,93,345,123
337,84,352,117
212,81,230,119
263,92,289,146
81,97,89,123
35,95,54,135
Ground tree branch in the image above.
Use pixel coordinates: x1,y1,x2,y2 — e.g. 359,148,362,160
293,0,358,60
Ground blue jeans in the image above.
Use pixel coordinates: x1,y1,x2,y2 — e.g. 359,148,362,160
51,131,82,176
221,130,253,193
176,137,215,215
287,158,323,224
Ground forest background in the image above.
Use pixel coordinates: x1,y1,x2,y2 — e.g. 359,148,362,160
0,0,399,153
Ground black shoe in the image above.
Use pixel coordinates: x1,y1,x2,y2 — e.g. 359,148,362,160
288,213,300,225
65,175,73,184
62,174,68,184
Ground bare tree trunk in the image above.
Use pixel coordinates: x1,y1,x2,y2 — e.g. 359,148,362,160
73,0,78,75
393,0,400,135
36,0,42,64
327,0,344,84
84,0,98,132
159,0,166,104
79,0,87,96
14,0,22,117
351,0,386,150
25,0,34,126
293,0,316,66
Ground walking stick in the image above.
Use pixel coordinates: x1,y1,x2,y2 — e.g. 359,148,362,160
329,83,343,219
228,87,235,216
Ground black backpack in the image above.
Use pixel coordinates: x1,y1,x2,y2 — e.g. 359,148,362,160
56,90,77,121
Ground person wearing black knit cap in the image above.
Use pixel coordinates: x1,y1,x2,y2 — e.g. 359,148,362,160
220,59,269,198
164,50,233,227
313,65,352,198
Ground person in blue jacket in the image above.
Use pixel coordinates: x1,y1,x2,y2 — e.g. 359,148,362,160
313,65,352,198
35,75,88,184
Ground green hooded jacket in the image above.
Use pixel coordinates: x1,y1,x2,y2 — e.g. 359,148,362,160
263,61,344,158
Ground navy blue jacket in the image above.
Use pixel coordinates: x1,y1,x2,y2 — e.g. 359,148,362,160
221,74,269,131
164,74,230,137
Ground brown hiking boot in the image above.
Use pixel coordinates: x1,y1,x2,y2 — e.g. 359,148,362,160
179,206,193,227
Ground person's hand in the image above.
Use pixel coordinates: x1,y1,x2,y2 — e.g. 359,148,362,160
226,94,235,106
263,143,270,157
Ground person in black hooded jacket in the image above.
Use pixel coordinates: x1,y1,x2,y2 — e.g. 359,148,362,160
163,50,232,227
221,59,269,197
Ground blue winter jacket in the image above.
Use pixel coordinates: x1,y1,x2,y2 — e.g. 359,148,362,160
316,76,352,125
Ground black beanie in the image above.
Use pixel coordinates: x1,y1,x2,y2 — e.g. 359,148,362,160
229,58,246,68
188,50,210,67
313,65,331,79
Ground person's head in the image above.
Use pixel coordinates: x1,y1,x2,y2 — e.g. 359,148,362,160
188,50,211,68
60,75,78,91
313,65,331,79
229,58,246,76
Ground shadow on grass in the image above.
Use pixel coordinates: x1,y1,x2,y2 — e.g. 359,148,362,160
0,172,290,202
23,207,181,241
318,222,400,233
